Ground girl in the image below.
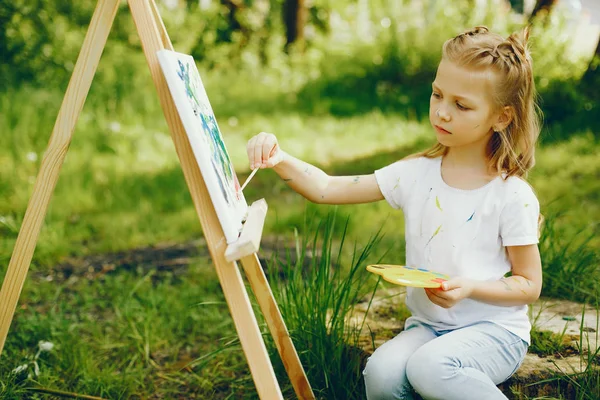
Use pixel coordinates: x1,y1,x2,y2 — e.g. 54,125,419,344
246,26,542,400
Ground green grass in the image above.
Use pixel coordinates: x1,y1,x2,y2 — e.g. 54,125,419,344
265,212,385,399
0,255,253,399
552,306,600,400
530,329,570,357
524,304,600,400
1,1,599,397
0,66,598,398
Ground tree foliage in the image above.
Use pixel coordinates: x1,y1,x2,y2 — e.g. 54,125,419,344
0,0,141,89
0,0,596,132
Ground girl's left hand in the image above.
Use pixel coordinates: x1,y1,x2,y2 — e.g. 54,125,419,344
425,278,475,308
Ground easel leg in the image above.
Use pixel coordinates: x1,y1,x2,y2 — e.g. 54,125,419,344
127,1,284,398
0,0,121,356
240,254,315,399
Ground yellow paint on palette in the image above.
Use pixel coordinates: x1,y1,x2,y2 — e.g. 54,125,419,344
366,264,449,288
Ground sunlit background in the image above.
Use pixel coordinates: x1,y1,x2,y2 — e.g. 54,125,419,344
0,0,598,398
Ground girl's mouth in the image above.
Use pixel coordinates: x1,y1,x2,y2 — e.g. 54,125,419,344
435,125,452,135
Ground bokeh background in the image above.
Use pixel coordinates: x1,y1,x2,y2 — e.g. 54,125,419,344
0,0,598,398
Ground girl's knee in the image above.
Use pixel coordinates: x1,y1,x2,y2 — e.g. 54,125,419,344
406,348,453,391
363,354,412,399
362,355,393,388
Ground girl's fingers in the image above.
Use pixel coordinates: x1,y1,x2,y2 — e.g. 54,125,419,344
247,136,258,168
247,132,280,169
262,136,276,165
425,288,448,307
254,134,267,169
265,145,280,167
269,142,278,157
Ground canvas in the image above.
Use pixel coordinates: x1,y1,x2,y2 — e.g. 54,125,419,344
157,50,247,244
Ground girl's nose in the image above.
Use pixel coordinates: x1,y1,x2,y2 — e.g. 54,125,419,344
437,107,451,121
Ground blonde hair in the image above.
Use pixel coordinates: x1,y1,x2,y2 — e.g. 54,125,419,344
416,26,542,178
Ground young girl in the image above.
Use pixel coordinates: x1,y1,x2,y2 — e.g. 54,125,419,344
246,26,542,400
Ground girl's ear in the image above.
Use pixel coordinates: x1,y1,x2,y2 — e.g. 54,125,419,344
493,106,514,132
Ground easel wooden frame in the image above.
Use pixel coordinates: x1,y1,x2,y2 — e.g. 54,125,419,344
0,1,314,399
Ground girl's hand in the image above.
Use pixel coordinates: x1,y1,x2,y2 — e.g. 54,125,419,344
425,277,475,308
247,132,285,170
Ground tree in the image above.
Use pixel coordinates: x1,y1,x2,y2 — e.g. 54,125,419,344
582,37,600,87
220,0,246,42
528,0,558,22
507,0,525,14
283,0,307,51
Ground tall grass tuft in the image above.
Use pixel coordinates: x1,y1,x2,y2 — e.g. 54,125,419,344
531,303,600,400
539,211,599,303
265,210,384,399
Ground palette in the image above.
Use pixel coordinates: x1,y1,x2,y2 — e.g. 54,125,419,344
366,264,449,288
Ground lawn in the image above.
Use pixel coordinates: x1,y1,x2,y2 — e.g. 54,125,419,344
0,59,598,399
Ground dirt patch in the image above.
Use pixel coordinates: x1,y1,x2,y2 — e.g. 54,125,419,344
32,239,209,284
32,235,306,285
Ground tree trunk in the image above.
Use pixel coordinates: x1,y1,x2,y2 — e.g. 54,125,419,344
528,0,558,22
507,0,525,14
283,0,307,52
582,37,600,86
221,0,244,34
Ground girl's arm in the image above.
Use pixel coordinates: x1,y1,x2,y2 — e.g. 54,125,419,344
247,132,384,205
468,244,542,306
425,244,542,308
273,152,383,204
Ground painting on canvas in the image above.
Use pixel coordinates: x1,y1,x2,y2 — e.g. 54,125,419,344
157,50,247,243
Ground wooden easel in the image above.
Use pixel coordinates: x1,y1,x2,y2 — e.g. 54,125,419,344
0,1,314,399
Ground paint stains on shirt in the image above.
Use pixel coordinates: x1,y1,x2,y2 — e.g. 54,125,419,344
436,196,443,212
426,224,443,246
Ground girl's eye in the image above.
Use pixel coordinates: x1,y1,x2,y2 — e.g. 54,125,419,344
456,102,469,110
432,92,441,99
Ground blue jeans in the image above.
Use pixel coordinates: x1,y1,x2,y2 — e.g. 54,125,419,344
362,320,528,400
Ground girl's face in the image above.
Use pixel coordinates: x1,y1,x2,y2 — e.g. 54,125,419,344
429,60,504,152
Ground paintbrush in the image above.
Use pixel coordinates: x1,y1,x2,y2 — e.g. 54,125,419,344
240,167,259,191
240,145,278,192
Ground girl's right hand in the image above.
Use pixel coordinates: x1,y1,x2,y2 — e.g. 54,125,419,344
246,132,285,170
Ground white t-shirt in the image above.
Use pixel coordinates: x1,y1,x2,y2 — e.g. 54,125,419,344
374,156,540,343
